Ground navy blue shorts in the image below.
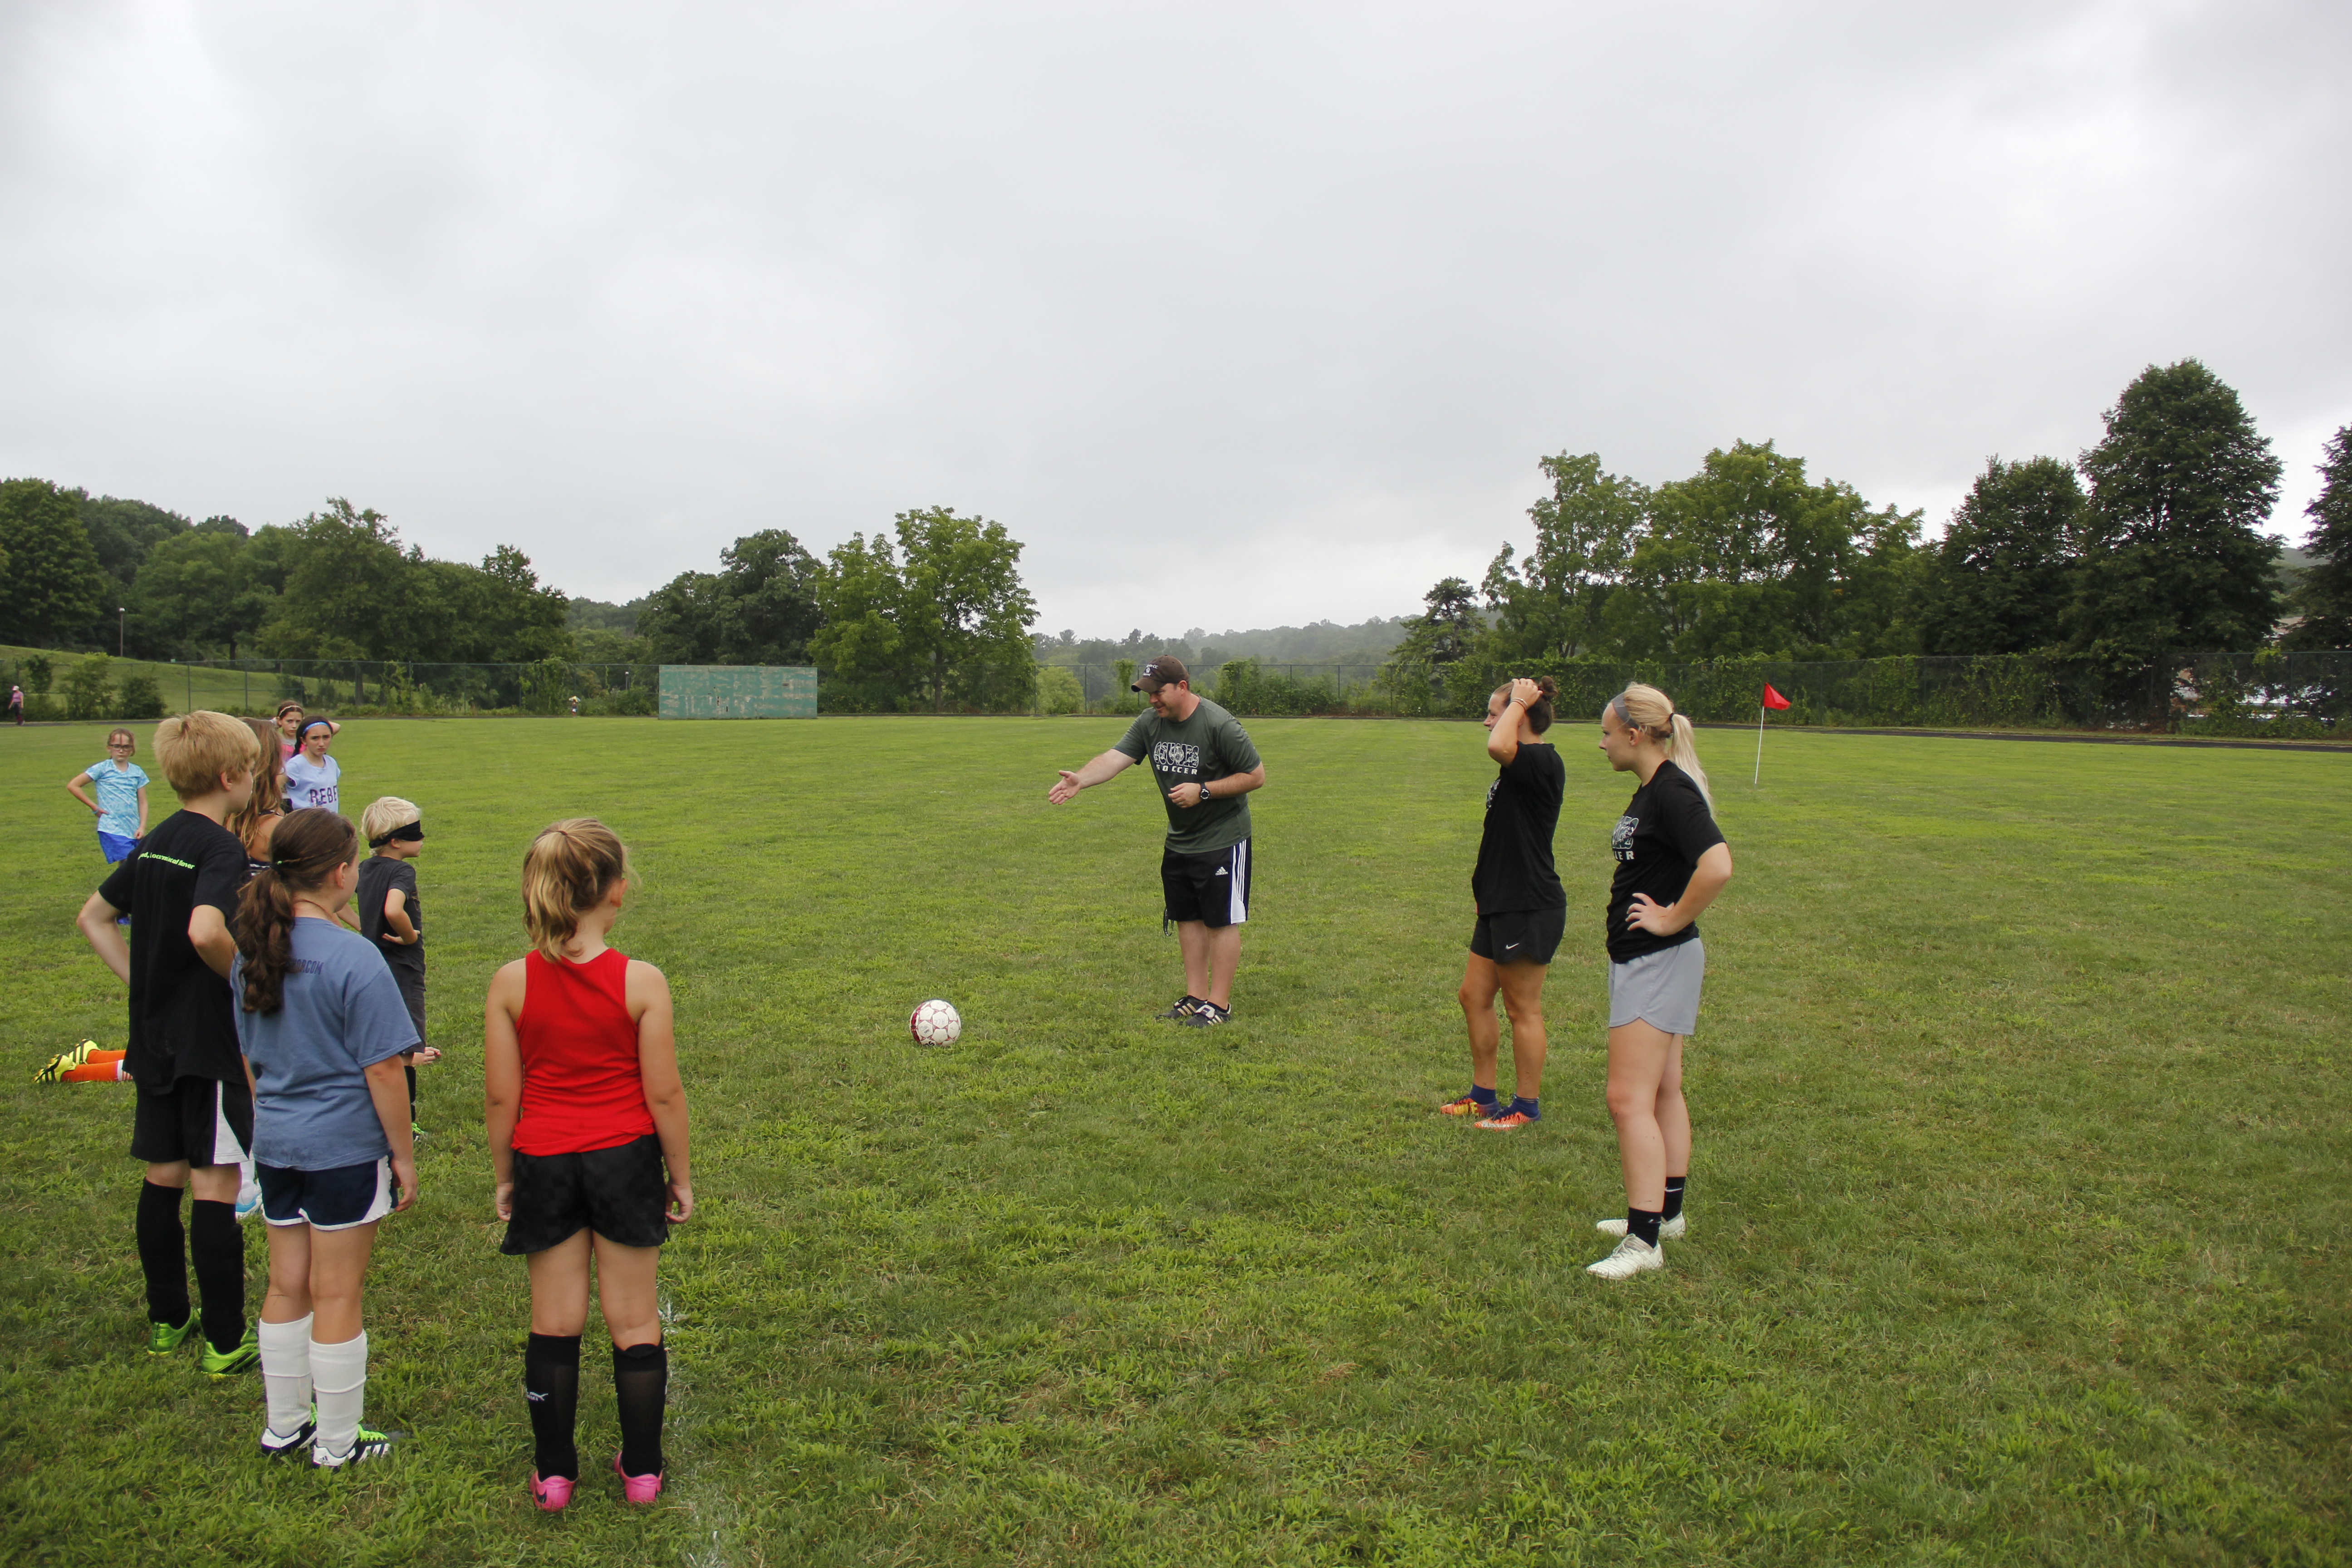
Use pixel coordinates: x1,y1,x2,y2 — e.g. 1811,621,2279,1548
260,1158,394,1231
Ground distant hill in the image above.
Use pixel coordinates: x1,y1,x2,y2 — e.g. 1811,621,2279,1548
1035,616,1414,671
568,598,646,634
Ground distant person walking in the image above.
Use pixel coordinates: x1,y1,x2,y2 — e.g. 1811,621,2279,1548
68,729,152,864
1046,656,1266,1026
1441,677,1566,1131
1586,684,1732,1281
10,685,23,725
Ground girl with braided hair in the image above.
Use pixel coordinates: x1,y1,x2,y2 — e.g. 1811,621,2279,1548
232,807,420,1466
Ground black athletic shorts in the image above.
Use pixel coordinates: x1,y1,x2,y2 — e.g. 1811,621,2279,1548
500,1133,671,1255
1161,838,1252,930
391,967,426,1049
130,1075,254,1168
1469,905,1567,966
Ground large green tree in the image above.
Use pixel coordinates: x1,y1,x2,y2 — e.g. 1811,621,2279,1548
72,492,191,651
638,529,824,665
810,508,1037,710
2068,360,2283,663
2284,423,2352,650
1602,441,1918,659
1481,453,1646,661
255,500,416,661
1917,456,2084,655
1390,576,1480,668
0,478,108,646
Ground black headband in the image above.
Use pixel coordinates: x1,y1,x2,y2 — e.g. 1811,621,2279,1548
368,820,424,848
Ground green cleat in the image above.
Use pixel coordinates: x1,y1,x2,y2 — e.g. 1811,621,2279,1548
312,1425,402,1469
201,1325,260,1378
147,1311,199,1356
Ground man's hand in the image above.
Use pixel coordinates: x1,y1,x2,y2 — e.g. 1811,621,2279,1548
1048,769,1085,804
1170,783,1208,808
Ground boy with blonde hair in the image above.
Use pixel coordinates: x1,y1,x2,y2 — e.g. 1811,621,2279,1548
356,797,438,1133
74,711,264,1372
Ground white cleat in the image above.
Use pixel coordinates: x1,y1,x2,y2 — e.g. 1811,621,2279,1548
1596,1214,1685,1241
1586,1235,1665,1279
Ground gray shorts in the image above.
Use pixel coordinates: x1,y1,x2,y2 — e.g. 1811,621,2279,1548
1607,939,1704,1036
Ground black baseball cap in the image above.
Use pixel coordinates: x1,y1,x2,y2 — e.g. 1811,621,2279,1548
1132,656,1190,692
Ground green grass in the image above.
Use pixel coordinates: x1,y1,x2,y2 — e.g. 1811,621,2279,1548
1,715,2346,1566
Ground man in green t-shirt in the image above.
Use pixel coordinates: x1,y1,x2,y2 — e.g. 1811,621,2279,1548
1047,656,1266,1026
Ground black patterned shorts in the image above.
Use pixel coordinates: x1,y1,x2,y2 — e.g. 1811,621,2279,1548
500,1133,671,1255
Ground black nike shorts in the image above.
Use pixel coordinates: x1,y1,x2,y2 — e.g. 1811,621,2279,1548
1161,838,1252,929
129,1075,254,1168
1469,905,1567,966
500,1134,671,1255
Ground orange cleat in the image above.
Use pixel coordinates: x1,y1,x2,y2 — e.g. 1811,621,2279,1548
1474,1110,1536,1131
1439,1095,1491,1117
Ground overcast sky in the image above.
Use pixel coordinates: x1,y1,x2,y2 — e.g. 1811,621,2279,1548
3,1,2346,635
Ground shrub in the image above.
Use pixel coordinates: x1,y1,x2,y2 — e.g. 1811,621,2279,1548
116,674,165,720
22,654,53,696
1037,666,1084,715
62,656,114,720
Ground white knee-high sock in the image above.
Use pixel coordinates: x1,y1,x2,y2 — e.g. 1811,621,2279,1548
309,1331,369,1458
259,1314,314,1440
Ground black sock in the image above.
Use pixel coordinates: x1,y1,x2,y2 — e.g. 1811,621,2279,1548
1662,1177,1686,1222
188,1199,245,1352
1626,1206,1663,1248
525,1333,582,1481
612,1342,667,1478
405,1063,418,1122
136,1181,190,1327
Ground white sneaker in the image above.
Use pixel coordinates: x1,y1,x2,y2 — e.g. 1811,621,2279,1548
1596,1214,1685,1241
235,1182,262,1222
1586,1235,1664,1279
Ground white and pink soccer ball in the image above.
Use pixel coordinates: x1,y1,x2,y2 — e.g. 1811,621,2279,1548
910,999,962,1045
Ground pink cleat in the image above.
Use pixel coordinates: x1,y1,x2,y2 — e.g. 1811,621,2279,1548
612,1451,663,1504
530,1470,573,1511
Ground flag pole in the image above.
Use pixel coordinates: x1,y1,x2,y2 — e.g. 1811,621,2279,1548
1754,703,1765,786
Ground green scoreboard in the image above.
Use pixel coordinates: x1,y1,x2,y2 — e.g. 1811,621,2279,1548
656,665,818,720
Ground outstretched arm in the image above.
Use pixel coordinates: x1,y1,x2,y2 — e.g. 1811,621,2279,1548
1048,749,1136,804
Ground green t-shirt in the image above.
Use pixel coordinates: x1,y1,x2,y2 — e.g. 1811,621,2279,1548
1112,697,1262,855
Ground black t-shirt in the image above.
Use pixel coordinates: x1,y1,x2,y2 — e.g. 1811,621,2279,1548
96,809,249,1090
355,856,423,972
1605,760,1726,962
1472,742,1566,914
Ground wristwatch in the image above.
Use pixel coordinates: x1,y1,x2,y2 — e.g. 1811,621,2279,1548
1195,783,1211,804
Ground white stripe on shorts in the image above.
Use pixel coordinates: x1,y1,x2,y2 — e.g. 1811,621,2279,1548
1229,839,1248,924
210,1081,248,1166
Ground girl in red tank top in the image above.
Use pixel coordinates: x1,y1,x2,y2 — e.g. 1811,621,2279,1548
484,819,691,1512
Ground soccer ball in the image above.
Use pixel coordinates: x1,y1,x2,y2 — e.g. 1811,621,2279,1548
910,999,961,1045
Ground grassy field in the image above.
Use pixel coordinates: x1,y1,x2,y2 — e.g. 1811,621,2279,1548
0,715,2345,1567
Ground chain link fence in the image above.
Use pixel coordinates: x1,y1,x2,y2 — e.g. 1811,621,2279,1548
3,648,2343,736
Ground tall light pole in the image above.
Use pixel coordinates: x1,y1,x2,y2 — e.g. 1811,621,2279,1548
118,608,127,657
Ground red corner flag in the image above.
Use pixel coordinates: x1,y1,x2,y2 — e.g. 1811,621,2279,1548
1762,683,1791,710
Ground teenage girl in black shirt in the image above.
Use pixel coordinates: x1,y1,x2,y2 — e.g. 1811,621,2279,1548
1442,676,1567,1131
1588,683,1732,1280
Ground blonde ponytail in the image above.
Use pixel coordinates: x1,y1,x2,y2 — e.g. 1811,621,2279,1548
1612,683,1715,813
523,818,631,961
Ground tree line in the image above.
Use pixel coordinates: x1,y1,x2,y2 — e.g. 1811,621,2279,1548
0,480,1040,713
1391,360,2352,681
